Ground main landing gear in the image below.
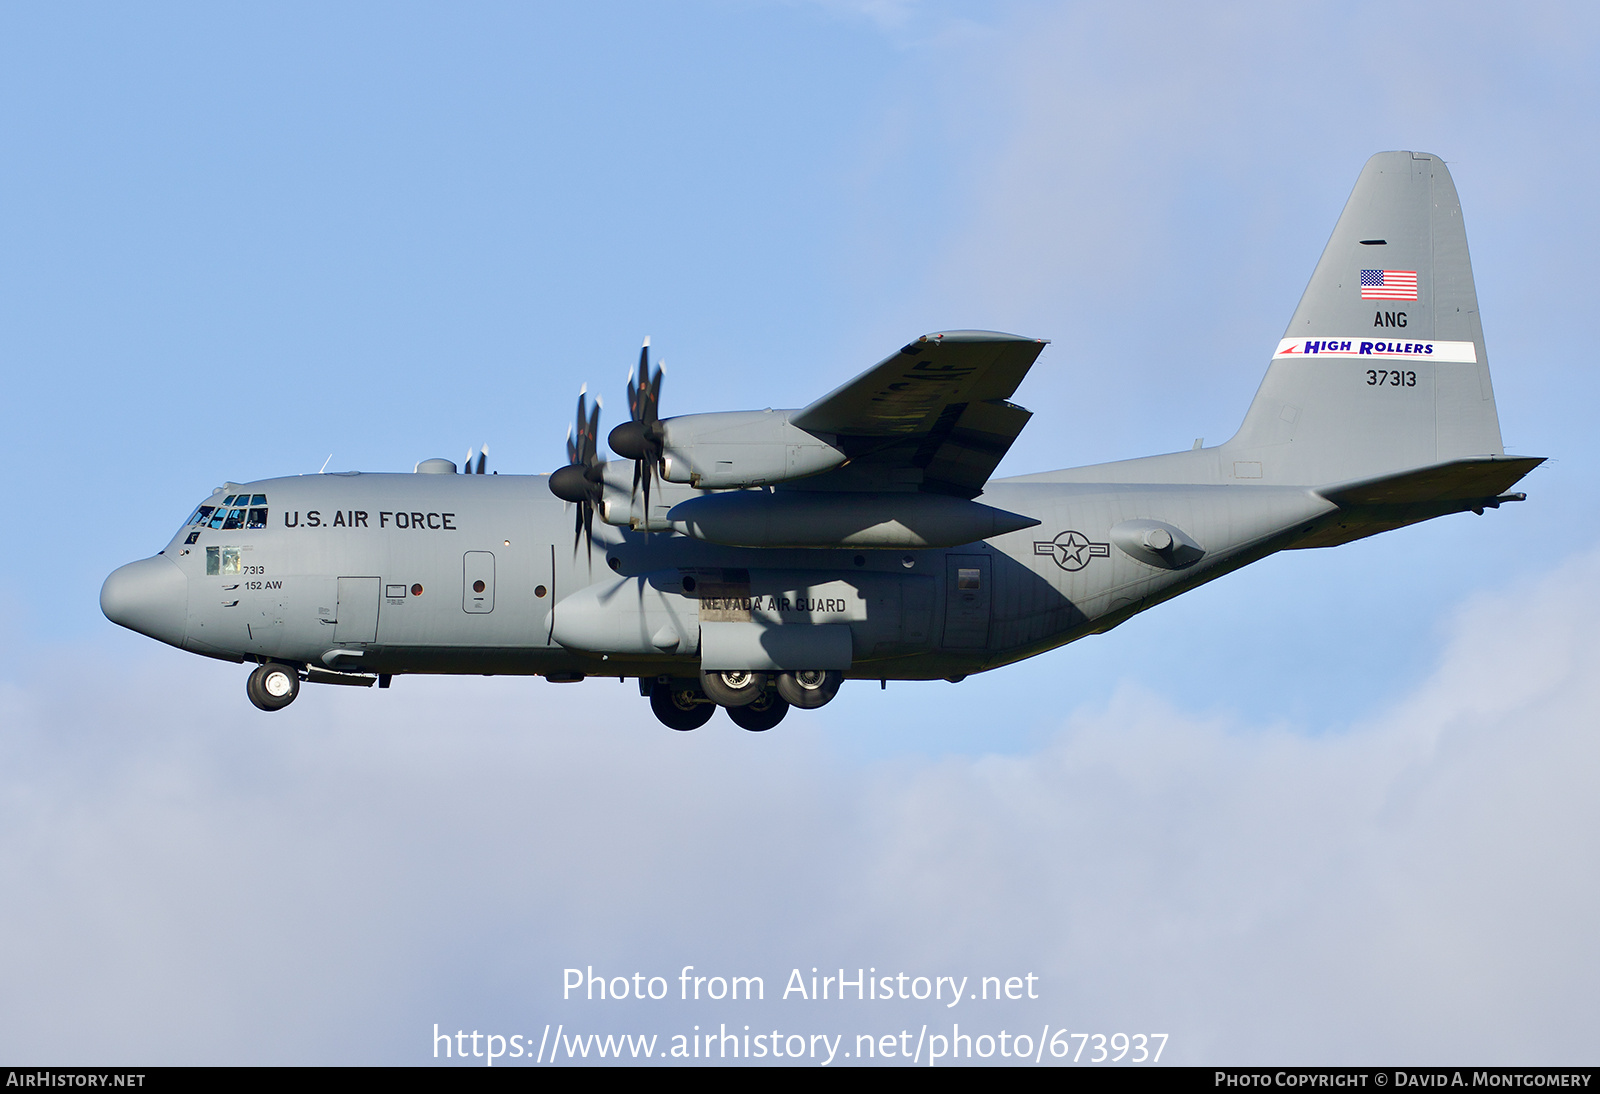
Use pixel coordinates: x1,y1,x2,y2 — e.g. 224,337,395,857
775,669,842,709
726,689,788,732
649,678,716,731
246,662,300,712
646,670,842,732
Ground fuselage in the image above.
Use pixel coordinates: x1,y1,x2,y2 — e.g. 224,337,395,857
102,468,1338,682
97,152,1539,724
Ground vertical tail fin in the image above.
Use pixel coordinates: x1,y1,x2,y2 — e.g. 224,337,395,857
1225,151,1504,486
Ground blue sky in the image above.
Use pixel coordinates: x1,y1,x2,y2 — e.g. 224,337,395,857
2,1,1597,1065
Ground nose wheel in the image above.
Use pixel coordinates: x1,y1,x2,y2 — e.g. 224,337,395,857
246,663,300,712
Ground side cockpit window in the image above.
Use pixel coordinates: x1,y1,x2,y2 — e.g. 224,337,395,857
206,546,242,576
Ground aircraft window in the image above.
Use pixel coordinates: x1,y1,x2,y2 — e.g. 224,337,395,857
221,509,245,530
247,508,268,529
957,568,982,590
205,547,242,576
208,509,228,529
250,494,267,505
222,495,237,506
189,505,216,527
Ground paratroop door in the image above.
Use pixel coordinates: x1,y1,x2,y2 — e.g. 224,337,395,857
942,555,991,649
334,577,380,643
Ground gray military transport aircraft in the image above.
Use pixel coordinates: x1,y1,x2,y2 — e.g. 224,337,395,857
103,152,1542,731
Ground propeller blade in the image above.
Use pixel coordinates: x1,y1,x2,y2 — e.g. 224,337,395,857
609,336,668,527
553,383,604,563
647,360,663,420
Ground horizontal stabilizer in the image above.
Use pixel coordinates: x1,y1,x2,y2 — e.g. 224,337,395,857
1318,455,1544,508
1290,455,1543,549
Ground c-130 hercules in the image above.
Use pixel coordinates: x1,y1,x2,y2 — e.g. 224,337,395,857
103,152,1541,731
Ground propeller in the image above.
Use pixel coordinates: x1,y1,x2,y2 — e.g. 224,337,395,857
607,337,666,523
548,386,604,557
463,446,489,474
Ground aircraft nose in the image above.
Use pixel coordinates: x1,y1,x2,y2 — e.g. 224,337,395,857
101,555,188,648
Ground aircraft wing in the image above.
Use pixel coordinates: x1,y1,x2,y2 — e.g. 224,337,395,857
789,330,1047,498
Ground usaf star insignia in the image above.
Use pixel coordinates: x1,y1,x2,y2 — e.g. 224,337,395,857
1034,530,1111,572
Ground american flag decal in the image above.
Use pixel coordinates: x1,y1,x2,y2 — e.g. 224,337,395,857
1360,269,1418,300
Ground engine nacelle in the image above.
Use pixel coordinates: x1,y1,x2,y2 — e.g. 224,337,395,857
666,491,1040,549
656,410,845,489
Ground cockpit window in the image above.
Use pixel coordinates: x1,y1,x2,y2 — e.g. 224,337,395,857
188,495,267,533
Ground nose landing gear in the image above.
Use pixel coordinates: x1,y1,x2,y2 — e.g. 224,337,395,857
246,663,300,712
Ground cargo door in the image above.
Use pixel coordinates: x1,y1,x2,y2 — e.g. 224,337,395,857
942,555,991,649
